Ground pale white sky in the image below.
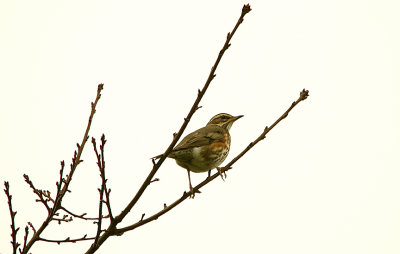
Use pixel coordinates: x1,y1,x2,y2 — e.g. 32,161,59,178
1,1,400,253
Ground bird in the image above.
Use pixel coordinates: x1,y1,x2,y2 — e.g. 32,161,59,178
153,113,243,198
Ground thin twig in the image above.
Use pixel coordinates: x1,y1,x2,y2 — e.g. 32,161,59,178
4,182,20,254
92,134,112,246
21,226,29,254
85,5,252,254
114,89,309,235
59,206,109,221
100,135,113,221
21,84,104,254
23,175,51,214
38,234,95,244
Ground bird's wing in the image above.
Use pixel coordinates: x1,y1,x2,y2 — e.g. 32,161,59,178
173,126,225,151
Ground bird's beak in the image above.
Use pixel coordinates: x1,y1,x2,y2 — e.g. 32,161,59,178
233,115,244,121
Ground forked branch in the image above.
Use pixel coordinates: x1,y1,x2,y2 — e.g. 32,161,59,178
3,4,311,254
18,84,104,254
85,5,252,254
114,89,309,235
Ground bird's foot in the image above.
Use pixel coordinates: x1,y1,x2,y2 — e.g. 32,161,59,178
189,185,201,199
216,167,227,181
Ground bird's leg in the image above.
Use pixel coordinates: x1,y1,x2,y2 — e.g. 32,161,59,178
207,170,211,178
187,169,195,198
216,167,227,181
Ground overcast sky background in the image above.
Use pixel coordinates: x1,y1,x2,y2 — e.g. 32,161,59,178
1,1,399,253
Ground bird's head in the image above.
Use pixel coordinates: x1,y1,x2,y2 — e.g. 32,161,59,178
206,113,243,131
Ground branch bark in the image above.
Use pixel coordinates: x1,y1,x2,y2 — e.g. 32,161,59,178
4,182,20,254
20,84,104,254
3,4,312,254
114,89,309,235
85,4,252,254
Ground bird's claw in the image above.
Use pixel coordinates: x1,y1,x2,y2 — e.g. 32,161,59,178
216,167,227,181
189,185,201,199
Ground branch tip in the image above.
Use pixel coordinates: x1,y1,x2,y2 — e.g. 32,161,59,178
242,4,252,14
300,89,309,100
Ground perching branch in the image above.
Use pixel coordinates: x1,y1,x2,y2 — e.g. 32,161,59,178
3,4,311,254
85,4,252,254
114,89,309,235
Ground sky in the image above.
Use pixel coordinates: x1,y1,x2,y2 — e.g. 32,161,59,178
1,0,399,253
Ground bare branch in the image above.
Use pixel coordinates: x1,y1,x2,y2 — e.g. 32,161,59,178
114,88,309,235
92,134,113,246
38,234,95,244
85,6,252,254
27,222,36,234
23,174,51,214
4,5,310,254
59,206,109,221
21,84,104,254
21,226,29,254
4,182,20,254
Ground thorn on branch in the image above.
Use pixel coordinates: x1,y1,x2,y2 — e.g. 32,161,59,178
141,213,145,221
151,158,156,166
